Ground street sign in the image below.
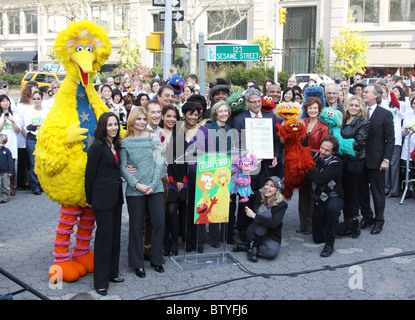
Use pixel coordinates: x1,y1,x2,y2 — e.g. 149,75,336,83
206,45,260,62
260,56,273,62
152,0,180,7
159,10,184,21
272,48,284,54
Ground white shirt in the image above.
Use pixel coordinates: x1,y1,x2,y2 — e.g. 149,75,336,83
401,112,415,161
249,110,262,118
0,112,22,159
23,106,49,136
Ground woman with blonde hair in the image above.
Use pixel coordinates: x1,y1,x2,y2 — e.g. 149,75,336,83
238,176,288,262
338,95,370,238
120,105,166,277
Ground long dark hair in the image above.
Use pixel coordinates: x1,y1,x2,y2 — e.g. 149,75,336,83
0,95,12,116
94,112,121,150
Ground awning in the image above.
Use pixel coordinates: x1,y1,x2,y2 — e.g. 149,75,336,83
0,51,38,64
367,48,415,68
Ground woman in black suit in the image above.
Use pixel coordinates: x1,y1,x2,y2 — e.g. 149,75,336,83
85,112,124,296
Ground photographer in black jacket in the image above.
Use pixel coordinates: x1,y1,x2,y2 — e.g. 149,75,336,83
307,135,344,257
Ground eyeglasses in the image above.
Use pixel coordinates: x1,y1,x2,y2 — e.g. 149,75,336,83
247,100,261,104
32,98,42,100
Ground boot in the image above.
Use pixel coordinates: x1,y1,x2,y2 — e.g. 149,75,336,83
50,206,86,283
72,207,95,273
247,235,263,262
336,218,353,236
233,242,249,252
10,174,16,196
351,216,361,239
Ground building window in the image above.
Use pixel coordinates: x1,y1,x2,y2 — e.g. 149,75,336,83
207,10,248,41
47,15,68,33
0,13,3,35
350,0,379,23
25,11,37,34
390,0,415,21
91,5,109,30
114,4,130,31
283,6,316,74
8,11,20,35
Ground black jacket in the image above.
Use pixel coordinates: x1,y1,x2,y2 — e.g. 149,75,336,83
341,116,370,174
253,199,288,244
85,141,123,210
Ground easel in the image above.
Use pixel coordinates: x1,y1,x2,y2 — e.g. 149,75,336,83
170,152,236,271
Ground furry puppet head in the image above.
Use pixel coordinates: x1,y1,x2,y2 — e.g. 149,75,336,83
318,107,342,128
302,85,326,115
54,20,111,87
226,92,247,115
276,101,303,121
261,96,276,113
168,76,185,95
236,153,258,173
278,118,307,143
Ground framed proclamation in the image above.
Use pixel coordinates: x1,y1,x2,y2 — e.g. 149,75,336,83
244,117,274,159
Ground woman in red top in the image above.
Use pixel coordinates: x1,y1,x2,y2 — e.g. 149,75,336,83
297,97,329,234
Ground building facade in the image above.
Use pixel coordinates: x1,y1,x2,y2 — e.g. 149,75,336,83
0,0,414,78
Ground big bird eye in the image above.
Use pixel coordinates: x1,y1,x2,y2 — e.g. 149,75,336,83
75,45,84,52
85,45,94,52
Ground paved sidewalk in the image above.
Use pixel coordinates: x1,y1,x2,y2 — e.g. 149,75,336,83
1,186,415,301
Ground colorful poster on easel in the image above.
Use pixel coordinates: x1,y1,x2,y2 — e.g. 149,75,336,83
194,153,232,224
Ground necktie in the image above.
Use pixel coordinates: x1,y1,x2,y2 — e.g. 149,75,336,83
77,84,97,151
255,114,259,118
367,107,371,119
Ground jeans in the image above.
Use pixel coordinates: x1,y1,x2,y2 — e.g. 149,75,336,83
26,138,40,192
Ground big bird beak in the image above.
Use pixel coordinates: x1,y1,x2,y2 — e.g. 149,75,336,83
71,50,96,87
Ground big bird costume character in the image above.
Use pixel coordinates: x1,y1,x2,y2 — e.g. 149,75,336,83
34,20,114,282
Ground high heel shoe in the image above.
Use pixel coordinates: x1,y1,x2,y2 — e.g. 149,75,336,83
110,277,124,283
150,262,164,273
96,288,107,296
135,267,146,278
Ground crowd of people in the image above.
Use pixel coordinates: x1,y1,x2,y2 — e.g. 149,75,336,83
1,69,415,295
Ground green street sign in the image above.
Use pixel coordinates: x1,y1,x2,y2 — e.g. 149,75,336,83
206,45,260,62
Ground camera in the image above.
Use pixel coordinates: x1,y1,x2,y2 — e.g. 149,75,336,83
2,84,7,89
4,112,9,117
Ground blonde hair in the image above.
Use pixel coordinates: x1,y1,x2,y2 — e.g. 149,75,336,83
259,186,285,206
126,106,147,137
0,133,8,144
343,95,368,121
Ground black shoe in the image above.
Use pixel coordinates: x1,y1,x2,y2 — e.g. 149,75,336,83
197,244,204,253
170,243,178,256
227,238,236,245
151,262,164,273
109,277,124,283
211,243,220,248
96,289,107,296
370,224,382,234
247,244,258,262
233,242,249,252
351,218,361,238
320,244,334,257
360,218,374,229
33,190,41,195
135,268,146,278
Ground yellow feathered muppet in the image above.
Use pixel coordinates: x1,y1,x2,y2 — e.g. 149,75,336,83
34,20,114,282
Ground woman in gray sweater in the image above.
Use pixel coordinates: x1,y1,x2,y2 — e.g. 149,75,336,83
120,105,166,277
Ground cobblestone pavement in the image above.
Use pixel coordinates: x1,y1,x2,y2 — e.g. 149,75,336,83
1,185,414,301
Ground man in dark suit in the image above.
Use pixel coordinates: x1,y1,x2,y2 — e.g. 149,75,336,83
358,84,394,234
232,89,283,243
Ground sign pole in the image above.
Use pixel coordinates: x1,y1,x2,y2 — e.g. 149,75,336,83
274,0,279,83
199,32,206,98
163,0,172,80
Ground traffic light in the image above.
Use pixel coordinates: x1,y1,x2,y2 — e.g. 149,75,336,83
146,32,164,53
279,7,287,24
